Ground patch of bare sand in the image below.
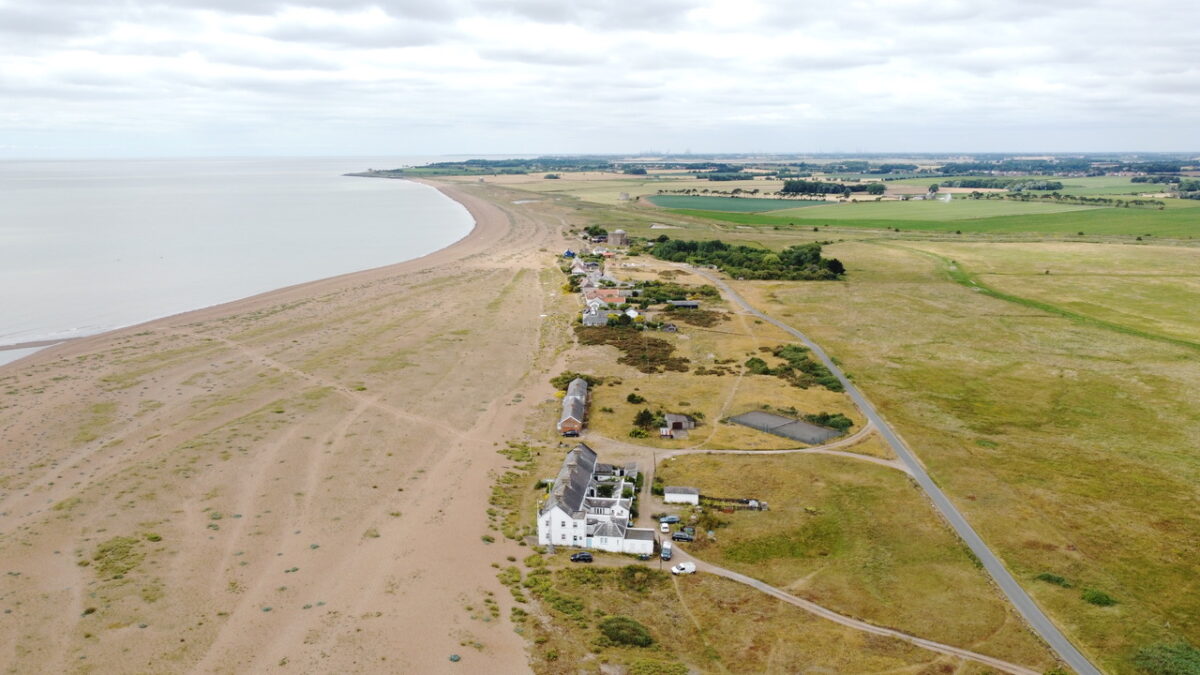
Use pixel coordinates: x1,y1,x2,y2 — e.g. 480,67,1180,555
0,181,572,673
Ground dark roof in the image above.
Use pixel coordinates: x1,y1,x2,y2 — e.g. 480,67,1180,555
541,444,597,515
664,414,691,425
668,300,700,307
664,486,700,495
625,528,656,541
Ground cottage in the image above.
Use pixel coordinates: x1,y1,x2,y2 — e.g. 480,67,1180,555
668,300,700,309
557,378,588,435
663,486,700,505
537,444,655,555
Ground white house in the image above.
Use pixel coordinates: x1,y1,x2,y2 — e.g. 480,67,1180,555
537,444,655,555
663,486,700,505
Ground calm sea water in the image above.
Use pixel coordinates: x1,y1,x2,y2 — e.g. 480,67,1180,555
0,157,475,364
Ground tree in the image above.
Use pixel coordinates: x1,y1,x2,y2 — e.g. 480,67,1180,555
866,182,886,195
634,408,657,429
928,183,940,193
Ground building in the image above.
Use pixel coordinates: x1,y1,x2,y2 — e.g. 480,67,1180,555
582,309,608,327
557,378,588,435
663,486,700,505
609,229,629,247
664,414,694,431
537,444,655,555
660,413,695,439
668,300,700,309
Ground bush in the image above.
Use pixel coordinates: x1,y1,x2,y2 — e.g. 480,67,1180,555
1132,642,1200,674
1034,572,1071,587
1082,589,1117,606
629,428,648,439
626,393,646,404
598,615,654,647
551,371,604,390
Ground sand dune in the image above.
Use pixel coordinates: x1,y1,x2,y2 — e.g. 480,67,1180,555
0,181,564,673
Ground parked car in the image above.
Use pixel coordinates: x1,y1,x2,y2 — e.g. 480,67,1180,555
671,531,694,542
660,541,673,560
561,430,580,437
569,552,593,563
659,515,680,524
659,522,670,533
636,554,651,561
671,562,696,575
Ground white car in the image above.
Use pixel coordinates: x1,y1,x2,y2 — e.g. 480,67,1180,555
671,562,696,575
660,522,670,533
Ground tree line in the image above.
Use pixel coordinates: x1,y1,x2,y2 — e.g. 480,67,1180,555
649,239,845,281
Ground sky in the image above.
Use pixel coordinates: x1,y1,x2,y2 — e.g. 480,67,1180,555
2,0,1198,158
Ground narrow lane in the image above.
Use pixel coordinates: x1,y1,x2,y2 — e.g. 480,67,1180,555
690,267,1101,675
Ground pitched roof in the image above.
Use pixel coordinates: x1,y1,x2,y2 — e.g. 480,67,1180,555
540,444,597,515
559,396,585,424
566,378,588,400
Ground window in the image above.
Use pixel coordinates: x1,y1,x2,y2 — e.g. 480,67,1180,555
560,521,565,527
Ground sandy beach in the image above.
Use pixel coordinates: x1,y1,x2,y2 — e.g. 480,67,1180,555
0,180,564,673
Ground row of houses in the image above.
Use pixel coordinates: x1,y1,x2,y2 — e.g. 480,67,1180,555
537,443,655,555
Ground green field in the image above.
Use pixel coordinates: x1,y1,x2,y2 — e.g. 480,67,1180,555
646,194,827,212
765,199,1099,221
668,203,1200,236
732,240,1200,673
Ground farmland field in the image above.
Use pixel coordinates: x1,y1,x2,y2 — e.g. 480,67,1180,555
665,203,1200,236
646,194,827,212
763,198,1100,220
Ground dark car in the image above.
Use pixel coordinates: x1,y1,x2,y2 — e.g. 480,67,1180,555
569,552,593,563
636,554,651,561
562,430,580,438
659,515,681,524
671,532,694,542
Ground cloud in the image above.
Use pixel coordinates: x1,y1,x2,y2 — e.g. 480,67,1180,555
0,0,1198,156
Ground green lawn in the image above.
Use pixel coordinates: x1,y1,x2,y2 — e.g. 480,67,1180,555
646,195,827,212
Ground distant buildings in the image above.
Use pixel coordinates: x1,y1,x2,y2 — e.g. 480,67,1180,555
608,229,629,247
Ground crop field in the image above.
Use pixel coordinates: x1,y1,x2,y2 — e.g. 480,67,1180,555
646,195,827,212
666,203,1200,236
890,174,1155,197
730,240,1200,673
656,453,1057,669
496,174,785,205
764,198,1099,221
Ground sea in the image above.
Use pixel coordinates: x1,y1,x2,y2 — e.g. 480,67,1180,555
0,157,478,366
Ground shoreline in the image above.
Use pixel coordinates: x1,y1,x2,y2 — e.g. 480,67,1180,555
0,177,490,367
0,176,543,672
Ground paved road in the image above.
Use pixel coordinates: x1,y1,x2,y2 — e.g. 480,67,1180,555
691,268,1101,675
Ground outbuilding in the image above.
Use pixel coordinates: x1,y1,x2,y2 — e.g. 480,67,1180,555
663,486,700,505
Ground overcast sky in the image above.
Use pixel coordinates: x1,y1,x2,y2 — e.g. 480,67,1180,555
2,0,1197,158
